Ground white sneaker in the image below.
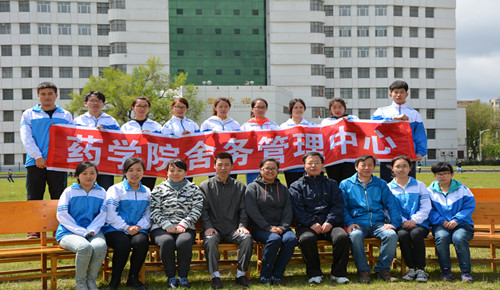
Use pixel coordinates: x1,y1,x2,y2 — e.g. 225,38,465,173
330,275,350,284
415,269,429,282
402,268,417,281
308,276,323,284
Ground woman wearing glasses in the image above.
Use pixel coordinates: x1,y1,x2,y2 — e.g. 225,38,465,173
161,97,200,136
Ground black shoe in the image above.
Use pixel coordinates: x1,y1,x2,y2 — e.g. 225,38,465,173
126,276,148,290
236,276,251,288
211,277,223,289
167,277,178,288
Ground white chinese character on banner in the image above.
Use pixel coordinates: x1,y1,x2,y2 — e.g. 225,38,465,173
330,126,358,154
223,138,253,166
147,143,180,171
108,139,141,169
257,136,289,163
292,133,324,156
363,129,397,154
184,141,215,170
67,134,104,164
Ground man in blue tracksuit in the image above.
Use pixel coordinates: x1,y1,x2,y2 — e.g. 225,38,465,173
340,155,402,283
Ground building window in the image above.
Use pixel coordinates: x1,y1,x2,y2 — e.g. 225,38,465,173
79,45,92,56
176,8,183,15
1,45,12,56
375,47,387,57
59,67,73,78
394,67,403,78
110,0,125,9
358,67,370,78
410,6,418,17
409,27,418,37
196,69,203,75
325,88,334,99
97,2,109,14
358,88,370,99
339,47,351,58
177,28,183,34
111,20,126,31
376,88,387,99
2,67,12,78
59,88,72,100
21,67,32,78
39,67,53,78
426,109,435,119
38,45,52,56
195,28,202,34
427,149,436,160
2,89,13,100
426,28,434,38
215,50,221,56
177,50,183,56
57,1,70,13
111,42,127,54
394,47,403,58
426,68,435,79
358,109,371,119
58,24,71,35
3,110,14,121
311,107,327,118
19,1,30,12
311,86,324,97
216,69,222,75
339,26,351,37
339,5,351,16
311,64,324,76
252,9,259,15
375,5,387,16
79,67,92,78
376,67,388,78
98,46,110,57
0,1,10,12
394,26,402,37
37,1,50,12
410,47,418,58
324,5,333,16
22,89,32,99
310,22,323,33
233,9,240,15
310,0,323,11
215,9,221,15
20,23,30,34
1,23,11,34
340,68,352,78
426,7,434,18
324,47,333,58
112,64,127,72
410,68,419,78
97,24,110,35
232,50,240,56
215,28,221,34
375,26,387,37
234,28,240,34
38,23,51,34
357,26,369,37
77,2,90,14
4,132,15,143
425,48,435,59
311,43,324,54
98,67,105,76
252,28,259,34
325,67,334,78
78,24,91,35
253,69,260,75
324,26,333,37
410,88,419,99
426,88,435,99
357,5,368,16
340,88,352,99
234,69,241,75
59,45,72,56
358,47,369,58
394,5,403,16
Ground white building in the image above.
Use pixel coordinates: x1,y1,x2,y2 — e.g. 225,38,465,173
0,0,457,168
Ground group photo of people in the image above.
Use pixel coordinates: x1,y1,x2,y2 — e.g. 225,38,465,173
19,80,476,289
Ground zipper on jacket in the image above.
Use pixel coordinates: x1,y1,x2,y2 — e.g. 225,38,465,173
364,188,372,226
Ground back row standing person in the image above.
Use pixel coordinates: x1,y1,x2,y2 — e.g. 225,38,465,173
371,80,427,183
200,97,241,132
74,91,120,190
162,97,200,136
20,82,73,239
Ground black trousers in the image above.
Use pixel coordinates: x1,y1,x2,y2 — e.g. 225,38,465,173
150,228,196,278
296,226,349,278
26,166,67,200
104,231,149,283
325,162,356,185
397,226,429,269
380,161,417,183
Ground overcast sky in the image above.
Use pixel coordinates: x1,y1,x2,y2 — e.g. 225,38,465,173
456,0,500,102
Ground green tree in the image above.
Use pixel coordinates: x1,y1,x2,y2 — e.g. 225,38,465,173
466,100,495,160
66,57,204,125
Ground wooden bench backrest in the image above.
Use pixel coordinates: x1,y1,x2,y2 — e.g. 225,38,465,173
470,188,500,202
472,202,500,233
0,200,59,235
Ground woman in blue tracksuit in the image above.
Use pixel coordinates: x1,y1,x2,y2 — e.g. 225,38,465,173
103,157,151,290
161,97,199,136
56,161,107,290
200,97,241,132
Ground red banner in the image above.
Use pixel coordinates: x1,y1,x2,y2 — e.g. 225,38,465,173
47,120,415,177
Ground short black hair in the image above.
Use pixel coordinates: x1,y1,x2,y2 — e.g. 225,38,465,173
167,158,188,172
122,157,145,175
389,80,409,93
431,161,454,174
288,98,306,117
84,91,106,103
75,161,98,183
259,157,279,169
355,155,377,166
302,152,324,164
214,152,233,165
390,155,412,168
37,82,57,94
250,98,268,118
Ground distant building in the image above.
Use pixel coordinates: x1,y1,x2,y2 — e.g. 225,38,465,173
490,97,500,111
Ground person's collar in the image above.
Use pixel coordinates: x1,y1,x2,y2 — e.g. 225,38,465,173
391,101,407,107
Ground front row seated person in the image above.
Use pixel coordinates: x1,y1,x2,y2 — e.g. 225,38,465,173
340,155,402,283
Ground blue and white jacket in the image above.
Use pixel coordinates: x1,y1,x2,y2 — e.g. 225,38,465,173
200,116,241,132
371,101,427,157
161,116,200,136
20,104,73,167
241,119,279,131
427,179,475,227
121,119,162,134
56,183,107,242
388,177,432,229
340,173,402,228
102,179,151,235
279,118,316,129
74,112,120,131
320,115,359,126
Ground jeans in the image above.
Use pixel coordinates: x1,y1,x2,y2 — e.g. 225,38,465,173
432,225,474,272
59,232,107,285
150,228,196,278
349,223,398,273
252,228,297,279
397,226,429,269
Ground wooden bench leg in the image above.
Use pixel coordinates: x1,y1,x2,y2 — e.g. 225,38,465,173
42,253,48,290
51,256,57,290
139,262,146,284
103,250,110,281
491,244,496,271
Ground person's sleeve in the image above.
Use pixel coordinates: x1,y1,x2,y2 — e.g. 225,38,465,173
427,187,446,226
150,186,173,229
105,186,129,231
191,120,200,133
382,185,402,228
245,184,272,231
371,108,392,121
411,183,432,224
20,111,43,160
452,188,476,226
102,118,121,131
178,187,204,229
56,189,88,237
289,182,316,227
136,192,151,230
161,123,173,135
200,121,211,132
412,120,428,156
86,196,107,234
199,182,214,231
340,183,354,227
326,181,344,226
278,187,293,232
